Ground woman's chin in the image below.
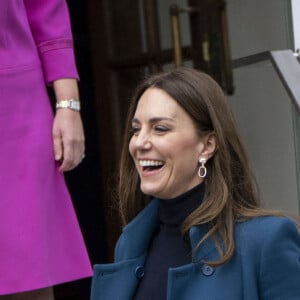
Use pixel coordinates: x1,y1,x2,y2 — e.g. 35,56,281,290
140,183,161,198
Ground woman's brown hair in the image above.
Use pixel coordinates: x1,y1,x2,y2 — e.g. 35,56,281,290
118,67,286,266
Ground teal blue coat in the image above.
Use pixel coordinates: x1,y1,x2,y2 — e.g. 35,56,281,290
91,200,300,300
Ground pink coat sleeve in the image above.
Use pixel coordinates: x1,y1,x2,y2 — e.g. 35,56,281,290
23,0,79,83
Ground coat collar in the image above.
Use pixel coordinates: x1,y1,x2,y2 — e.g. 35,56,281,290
115,200,160,261
188,225,220,262
115,199,219,263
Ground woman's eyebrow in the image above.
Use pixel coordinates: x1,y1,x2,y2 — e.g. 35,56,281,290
131,118,140,124
132,117,174,124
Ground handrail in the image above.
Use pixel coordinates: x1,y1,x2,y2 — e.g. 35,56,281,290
231,51,270,68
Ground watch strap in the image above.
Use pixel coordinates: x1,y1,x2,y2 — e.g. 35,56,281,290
56,99,81,111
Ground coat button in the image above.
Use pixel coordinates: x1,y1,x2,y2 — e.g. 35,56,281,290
135,266,145,279
201,264,214,276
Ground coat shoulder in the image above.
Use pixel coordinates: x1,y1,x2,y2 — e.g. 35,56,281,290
235,217,300,299
235,215,300,253
237,215,297,233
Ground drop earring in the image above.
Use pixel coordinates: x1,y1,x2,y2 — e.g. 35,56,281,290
198,158,207,178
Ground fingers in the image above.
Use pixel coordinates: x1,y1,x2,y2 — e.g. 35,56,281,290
52,110,85,172
58,135,85,172
52,109,85,172
53,130,63,162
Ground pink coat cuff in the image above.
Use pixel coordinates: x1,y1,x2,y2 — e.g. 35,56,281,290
38,39,79,83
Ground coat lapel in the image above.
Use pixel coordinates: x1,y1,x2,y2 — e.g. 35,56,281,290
115,199,160,262
115,199,220,263
189,225,221,262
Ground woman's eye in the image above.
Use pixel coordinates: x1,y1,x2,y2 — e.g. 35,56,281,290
155,126,169,132
130,127,140,135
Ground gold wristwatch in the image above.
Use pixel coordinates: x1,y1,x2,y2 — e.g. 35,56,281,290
56,99,81,111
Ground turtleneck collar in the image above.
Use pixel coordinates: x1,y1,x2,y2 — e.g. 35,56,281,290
158,182,205,227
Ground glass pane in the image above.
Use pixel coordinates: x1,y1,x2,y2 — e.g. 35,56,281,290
157,0,191,49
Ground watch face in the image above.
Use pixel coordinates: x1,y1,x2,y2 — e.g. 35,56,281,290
70,100,80,111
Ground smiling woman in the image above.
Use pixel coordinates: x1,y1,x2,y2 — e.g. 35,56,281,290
91,68,300,300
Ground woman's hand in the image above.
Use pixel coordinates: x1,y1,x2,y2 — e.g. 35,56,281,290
52,78,85,172
53,108,85,172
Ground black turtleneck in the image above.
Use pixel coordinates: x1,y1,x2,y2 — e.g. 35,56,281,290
134,183,205,300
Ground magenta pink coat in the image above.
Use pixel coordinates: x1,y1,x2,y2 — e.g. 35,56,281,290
0,0,92,294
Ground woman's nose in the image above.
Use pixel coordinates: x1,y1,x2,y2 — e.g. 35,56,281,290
134,131,152,149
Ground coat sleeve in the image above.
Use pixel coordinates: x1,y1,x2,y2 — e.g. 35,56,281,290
259,218,300,300
23,0,78,83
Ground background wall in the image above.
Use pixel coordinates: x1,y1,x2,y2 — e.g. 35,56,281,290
226,0,300,213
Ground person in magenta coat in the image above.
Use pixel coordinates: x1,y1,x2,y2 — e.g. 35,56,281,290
0,0,92,299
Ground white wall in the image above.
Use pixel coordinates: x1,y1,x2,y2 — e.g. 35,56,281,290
226,0,299,213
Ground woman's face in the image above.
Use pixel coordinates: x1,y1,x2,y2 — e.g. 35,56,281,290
129,87,207,199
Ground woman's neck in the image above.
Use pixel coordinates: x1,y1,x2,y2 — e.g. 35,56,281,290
158,182,205,227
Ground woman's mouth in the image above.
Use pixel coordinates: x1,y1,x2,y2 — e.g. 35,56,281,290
139,160,164,172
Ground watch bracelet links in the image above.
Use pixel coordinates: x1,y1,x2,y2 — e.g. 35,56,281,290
56,98,81,111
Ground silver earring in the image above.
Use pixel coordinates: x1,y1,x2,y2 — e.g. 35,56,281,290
198,158,207,178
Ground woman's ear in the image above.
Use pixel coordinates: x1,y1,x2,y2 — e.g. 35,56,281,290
198,132,217,160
